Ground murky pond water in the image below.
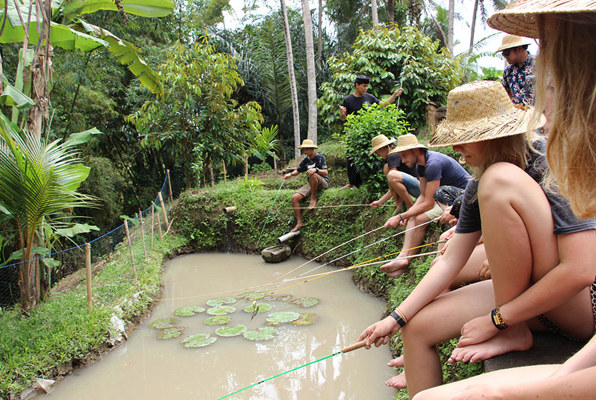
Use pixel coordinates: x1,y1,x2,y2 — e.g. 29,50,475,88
35,253,396,399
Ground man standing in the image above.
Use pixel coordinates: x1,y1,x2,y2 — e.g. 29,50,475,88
283,139,329,232
339,75,403,189
369,134,420,211
498,34,535,106
380,134,469,276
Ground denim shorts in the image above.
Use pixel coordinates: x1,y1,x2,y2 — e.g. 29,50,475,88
401,173,421,198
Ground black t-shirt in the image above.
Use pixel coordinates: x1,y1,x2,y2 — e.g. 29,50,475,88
342,93,380,115
456,140,596,235
296,153,330,184
387,152,418,177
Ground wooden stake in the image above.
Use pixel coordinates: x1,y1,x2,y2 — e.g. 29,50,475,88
151,204,155,249
139,210,147,258
222,161,227,184
157,213,163,241
124,220,138,280
158,192,169,227
85,243,93,312
166,169,173,203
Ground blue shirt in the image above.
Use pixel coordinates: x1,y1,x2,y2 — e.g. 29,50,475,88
417,151,470,189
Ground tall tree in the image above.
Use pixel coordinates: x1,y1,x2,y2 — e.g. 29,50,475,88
280,0,301,159
371,0,379,25
448,0,455,55
468,0,508,54
300,0,318,143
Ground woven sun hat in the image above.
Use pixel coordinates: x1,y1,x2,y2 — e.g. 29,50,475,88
429,80,545,148
488,0,596,38
391,134,427,153
298,139,318,149
369,134,396,155
496,34,533,52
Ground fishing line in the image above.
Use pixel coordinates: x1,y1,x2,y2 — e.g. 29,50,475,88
255,181,284,248
216,340,368,399
287,203,396,209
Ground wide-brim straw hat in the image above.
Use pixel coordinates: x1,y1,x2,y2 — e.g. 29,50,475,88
429,80,545,148
369,134,396,155
488,0,596,38
391,134,427,153
496,34,533,52
298,139,318,149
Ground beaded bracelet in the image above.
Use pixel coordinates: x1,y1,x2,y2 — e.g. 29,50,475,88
491,307,508,330
390,308,408,327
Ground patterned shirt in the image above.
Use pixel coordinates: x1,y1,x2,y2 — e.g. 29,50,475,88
502,54,535,105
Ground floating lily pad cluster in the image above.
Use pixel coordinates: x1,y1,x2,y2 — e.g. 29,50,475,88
149,294,321,348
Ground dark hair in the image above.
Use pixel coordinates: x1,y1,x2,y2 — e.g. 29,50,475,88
354,75,371,85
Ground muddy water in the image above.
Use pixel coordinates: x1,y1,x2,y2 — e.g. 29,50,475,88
35,253,396,399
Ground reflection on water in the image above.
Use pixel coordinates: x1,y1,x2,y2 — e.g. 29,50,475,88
34,253,396,399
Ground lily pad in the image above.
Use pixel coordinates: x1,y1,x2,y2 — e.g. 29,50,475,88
215,325,247,337
181,334,217,348
207,305,236,316
205,315,231,326
158,326,185,340
243,303,272,314
264,294,292,302
150,318,178,329
238,291,267,301
293,313,317,326
243,327,277,341
290,297,320,308
174,306,205,317
266,311,301,325
206,297,237,306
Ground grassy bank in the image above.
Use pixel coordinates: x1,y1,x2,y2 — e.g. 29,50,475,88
0,232,189,398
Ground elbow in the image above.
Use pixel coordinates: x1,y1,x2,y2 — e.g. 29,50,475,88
561,262,595,291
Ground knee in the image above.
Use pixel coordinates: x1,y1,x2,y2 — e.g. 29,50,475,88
291,193,303,202
387,170,404,184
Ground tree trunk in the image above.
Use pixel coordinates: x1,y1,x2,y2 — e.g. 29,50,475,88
371,0,379,26
468,0,479,54
317,0,323,63
280,0,301,159
301,0,318,145
387,0,395,24
448,0,455,56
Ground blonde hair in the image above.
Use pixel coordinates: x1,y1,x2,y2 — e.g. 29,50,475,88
472,134,530,179
533,13,596,218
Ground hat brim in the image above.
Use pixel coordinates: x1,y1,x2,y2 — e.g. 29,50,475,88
369,138,396,155
298,145,318,149
496,38,533,52
487,0,596,38
429,107,546,147
391,143,427,153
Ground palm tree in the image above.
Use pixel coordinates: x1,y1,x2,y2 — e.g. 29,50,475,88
0,115,95,311
468,0,508,54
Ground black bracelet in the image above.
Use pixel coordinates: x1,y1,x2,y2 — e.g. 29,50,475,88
491,307,508,330
390,311,407,327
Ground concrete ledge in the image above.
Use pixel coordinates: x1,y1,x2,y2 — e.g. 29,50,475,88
484,332,586,372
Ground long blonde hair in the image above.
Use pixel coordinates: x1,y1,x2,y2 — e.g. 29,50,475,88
472,134,530,180
533,13,596,218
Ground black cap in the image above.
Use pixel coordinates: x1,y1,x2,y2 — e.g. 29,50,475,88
354,75,371,84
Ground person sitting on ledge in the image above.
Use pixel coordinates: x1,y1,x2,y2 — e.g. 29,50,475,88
283,139,329,232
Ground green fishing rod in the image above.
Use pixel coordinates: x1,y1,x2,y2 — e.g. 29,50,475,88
216,339,368,399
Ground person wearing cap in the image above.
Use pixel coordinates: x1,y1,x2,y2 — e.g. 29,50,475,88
379,133,470,277
488,0,596,219
358,81,596,398
283,139,330,232
369,134,420,211
339,75,404,189
498,34,535,106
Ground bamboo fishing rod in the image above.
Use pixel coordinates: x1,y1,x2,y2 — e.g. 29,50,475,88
287,203,397,209
216,339,369,399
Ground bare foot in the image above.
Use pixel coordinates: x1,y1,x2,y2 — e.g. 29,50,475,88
380,258,409,277
290,223,303,232
385,371,407,388
308,198,317,209
449,325,533,364
387,355,404,368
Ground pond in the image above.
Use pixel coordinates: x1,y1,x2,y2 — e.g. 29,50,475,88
34,253,396,399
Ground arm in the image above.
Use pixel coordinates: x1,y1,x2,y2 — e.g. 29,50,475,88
380,88,403,107
359,231,481,347
339,106,347,121
459,230,596,346
283,169,300,180
385,178,438,227
371,190,393,208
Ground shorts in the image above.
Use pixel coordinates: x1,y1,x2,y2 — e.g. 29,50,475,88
424,201,446,220
401,173,421,198
296,173,330,198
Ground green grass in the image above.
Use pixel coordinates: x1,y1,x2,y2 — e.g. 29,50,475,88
0,232,188,398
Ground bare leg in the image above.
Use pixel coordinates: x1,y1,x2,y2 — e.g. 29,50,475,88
388,355,404,367
291,192,305,232
308,174,320,209
387,170,415,209
381,213,430,276
400,280,495,397
386,355,407,388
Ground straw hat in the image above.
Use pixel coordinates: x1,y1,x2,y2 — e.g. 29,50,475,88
488,0,596,38
369,134,396,155
429,80,545,147
496,34,533,52
298,139,318,149
391,134,427,153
